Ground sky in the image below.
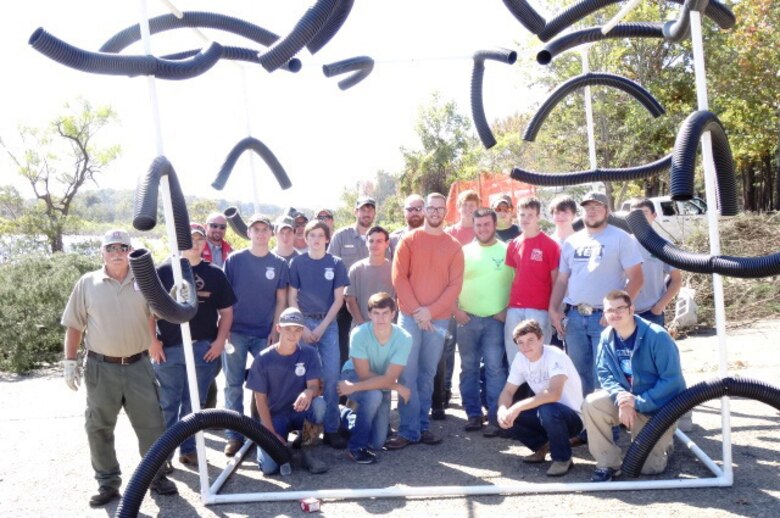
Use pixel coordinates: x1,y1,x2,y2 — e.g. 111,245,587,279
1,1,546,211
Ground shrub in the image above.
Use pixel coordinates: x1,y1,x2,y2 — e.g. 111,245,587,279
0,253,100,373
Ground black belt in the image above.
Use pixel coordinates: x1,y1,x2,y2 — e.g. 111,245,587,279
87,350,147,365
304,312,327,320
565,303,602,316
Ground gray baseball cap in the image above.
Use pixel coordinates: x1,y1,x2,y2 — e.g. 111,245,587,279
580,191,609,207
102,229,131,247
279,307,305,328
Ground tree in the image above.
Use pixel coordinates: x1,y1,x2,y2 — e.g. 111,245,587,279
1,99,120,253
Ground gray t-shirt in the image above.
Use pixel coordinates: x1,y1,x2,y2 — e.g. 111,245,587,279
328,226,369,272
344,258,395,323
559,225,643,308
632,236,675,313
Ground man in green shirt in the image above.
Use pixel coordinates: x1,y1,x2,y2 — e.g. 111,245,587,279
453,208,514,436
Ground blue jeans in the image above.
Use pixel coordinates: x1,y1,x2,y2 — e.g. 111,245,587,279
564,308,605,397
153,340,221,454
457,315,507,423
504,308,551,365
511,402,583,461
341,369,391,451
638,309,665,327
303,317,341,433
397,313,449,442
223,333,268,441
257,397,326,475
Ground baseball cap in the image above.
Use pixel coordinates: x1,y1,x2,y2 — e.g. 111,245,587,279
316,208,334,219
102,229,131,247
190,222,206,236
247,214,272,228
278,307,305,328
580,191,609,207
355,196,376,210
275,216,295,231
491,194,513,209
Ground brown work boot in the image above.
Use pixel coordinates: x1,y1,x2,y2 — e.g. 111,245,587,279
546,458,573,477
522,443,549,464
224,439,244,457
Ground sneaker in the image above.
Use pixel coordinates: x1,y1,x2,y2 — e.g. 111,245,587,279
591,467,622,482
224,439,244,457
347,448,377,464
179,451,197,466
522,443,549,464
420,430,442,445
464,416,483,432
301,449,328,474
546,458,573,477
323,431,348,450
482,424,502,438
150,474,178,495
431,407,446,421
89,486,120,507
384,435,414,450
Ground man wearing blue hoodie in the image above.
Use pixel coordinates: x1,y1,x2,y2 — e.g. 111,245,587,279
582,290,686,482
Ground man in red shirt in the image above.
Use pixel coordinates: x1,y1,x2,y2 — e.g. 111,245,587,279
202,212,233,268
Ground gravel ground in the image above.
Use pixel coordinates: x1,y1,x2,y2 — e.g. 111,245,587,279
2,320,780,517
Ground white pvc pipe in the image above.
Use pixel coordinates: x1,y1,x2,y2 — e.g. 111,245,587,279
674,428,723,477
137,0,210,502
601,0,643,35
209,437,255,495
689,10,733,479
581,47,597,170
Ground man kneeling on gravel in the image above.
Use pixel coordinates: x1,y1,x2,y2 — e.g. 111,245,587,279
246,307,328,475
497,319,584,477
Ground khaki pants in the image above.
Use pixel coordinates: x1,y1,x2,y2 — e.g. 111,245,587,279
582,390,676,475
84,356,165,489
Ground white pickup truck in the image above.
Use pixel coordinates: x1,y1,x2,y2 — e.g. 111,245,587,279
615,195,708,243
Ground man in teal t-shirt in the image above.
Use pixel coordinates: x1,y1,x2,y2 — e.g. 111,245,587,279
453,208,514,436
337,292,412,464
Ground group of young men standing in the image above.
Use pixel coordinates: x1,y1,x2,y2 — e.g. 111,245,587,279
61,188,689,506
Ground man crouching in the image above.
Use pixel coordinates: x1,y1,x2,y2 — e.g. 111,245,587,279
497,319,584,477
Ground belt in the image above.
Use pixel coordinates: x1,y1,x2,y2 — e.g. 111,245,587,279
304,312,327,320
87,350,147,365
565,303,602,316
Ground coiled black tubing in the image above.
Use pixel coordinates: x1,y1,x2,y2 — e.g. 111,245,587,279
664,0,713,42
212,137,293,191
670,111,738,216
161,47,302,73
306,0,355,54
115,410,292,518
322,56,375,90
224,206,249,240
623,377,780,477
626,209,780,278
133,157,193,251
538,23,665,65
128,250,198,324
99,11,301,73
470,48,518,149
511,155,672,187
29,28,222,80
524,73,665,142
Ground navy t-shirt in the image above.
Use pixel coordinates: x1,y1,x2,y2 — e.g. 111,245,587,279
224,250,290,337
289,253,349,314
246,344,323,415
157,260,237,346
614,327,638,385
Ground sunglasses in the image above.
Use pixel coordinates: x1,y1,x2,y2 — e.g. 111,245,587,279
317,214,334,220
208,223,227,230
104,244,129,253
404,206,423,213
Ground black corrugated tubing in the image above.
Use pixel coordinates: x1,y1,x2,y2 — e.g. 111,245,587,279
627,209,780,277
224,206,249,240
501,0,546,35
322,56,375,90
258,0,339,72
524,73,665,142
133,157,193,251
212,137,293,191
470,48,518,149
306,0,355,54
538,23,665,65
115,409,292,518
572,213,632,234
128,250,198,324
670,110,738,216
161,47,302,73
511,154,672,187
623,377,780,478
29,28,222,80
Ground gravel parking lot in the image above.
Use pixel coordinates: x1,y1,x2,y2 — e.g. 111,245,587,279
2,320,779,517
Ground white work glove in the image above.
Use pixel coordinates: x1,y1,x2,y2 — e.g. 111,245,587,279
63,359,81,391
168,282,192,302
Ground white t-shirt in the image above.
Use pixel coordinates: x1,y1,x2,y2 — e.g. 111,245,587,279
507,345,584,414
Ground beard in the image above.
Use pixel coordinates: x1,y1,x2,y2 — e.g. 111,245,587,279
407,215,424,228
426,217,444,228
584,215,607,229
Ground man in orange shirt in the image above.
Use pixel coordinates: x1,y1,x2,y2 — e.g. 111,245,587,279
386,193,465,448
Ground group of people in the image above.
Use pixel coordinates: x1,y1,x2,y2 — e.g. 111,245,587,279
61,189,688,507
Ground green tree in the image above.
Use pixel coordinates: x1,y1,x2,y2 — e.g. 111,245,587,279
1,99,120,253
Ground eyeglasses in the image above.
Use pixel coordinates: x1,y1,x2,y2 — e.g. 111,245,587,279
494,206,512,213
208,223,227,230
604,305,630,315
317,214,333,220
104,244,129,253
425,206,446,214
404,206,423,213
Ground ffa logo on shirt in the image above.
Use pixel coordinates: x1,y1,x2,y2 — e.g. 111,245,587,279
295,362,306,376
491,257,503,269
530,248,543,262
324,267,335,280
265,267,276,280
